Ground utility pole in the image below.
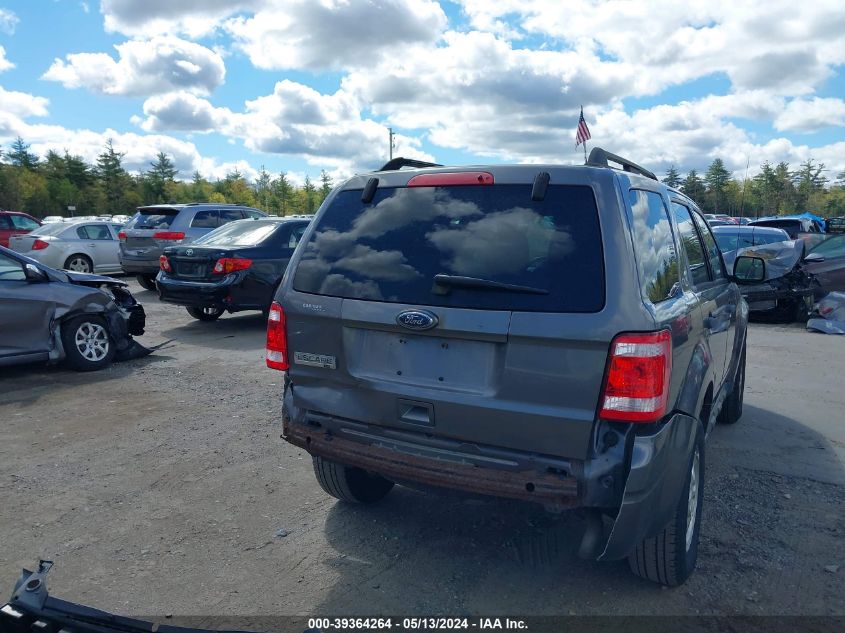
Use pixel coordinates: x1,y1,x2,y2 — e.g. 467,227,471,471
388,128,395,161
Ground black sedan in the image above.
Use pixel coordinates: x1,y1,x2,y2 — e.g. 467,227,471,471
156,217,310,321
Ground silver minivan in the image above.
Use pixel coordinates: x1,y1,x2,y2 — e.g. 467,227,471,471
119,203,265,289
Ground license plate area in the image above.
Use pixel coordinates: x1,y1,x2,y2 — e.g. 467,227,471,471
344,329,499,394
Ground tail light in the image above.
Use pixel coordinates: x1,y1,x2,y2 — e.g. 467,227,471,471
159,255,171,272
118,230,126,241
598,330,672,423
153,231,185,241
32,239,50,250
212,258,253,274
266,301,288,370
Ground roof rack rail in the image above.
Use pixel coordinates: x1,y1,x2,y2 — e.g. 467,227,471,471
378,157,443,171
586,147,657,181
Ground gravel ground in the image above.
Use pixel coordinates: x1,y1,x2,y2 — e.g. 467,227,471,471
1,280,843,621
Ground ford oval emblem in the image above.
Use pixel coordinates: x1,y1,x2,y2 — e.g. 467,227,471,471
396,309,438,331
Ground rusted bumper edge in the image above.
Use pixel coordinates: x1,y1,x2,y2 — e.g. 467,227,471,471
282,411,580,511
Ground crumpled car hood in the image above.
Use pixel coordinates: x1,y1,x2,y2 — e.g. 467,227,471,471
723,239,804,280
64,271,128,287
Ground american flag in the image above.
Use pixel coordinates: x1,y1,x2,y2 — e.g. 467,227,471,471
575,107,591,147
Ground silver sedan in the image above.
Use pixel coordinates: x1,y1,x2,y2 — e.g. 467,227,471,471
8,220,124,274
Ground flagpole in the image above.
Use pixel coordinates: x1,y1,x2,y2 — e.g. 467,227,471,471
583,139,588,165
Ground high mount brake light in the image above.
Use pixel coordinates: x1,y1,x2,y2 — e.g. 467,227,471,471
406,172,494,187
599,330,672,423
212,258,253,274
153,231,185,241
266,302,288,370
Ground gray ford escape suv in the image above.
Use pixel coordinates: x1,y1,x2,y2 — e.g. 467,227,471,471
270,149,757,586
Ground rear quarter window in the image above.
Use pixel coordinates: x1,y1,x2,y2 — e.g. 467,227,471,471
292,184,605,312
628,190,679,304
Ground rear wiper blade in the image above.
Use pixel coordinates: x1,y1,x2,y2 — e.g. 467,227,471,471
432,274,548,295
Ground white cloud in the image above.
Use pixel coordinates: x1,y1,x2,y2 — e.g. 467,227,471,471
42,36,225,96
224,0,446,70
0,45,13,73
0,86,50,118
0,8,18,35
456,0,845,96
99,0,446,67
100,0,261,37
774,98,845,133
135,83,434,173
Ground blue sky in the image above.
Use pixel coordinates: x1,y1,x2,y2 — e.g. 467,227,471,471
1,1,844,184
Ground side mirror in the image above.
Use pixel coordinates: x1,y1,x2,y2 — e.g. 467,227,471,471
24,263,48,283
733,256,766,283
803,252,825,263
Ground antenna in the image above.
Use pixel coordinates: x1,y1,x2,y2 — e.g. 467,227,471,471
388,128,396,161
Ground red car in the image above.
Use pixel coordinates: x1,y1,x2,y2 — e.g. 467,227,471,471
0,211,41,248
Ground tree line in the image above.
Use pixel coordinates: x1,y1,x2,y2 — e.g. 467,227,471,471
663,157,845,218
2,136,845,219
0,137,334,219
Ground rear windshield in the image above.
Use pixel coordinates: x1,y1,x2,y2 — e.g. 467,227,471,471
127,208,178,230
194,220,280,246
292,184,605,312
30,223,70,237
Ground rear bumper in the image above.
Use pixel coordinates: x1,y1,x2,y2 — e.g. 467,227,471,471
156,275,234,308
282,386,698,558
119,251,161,274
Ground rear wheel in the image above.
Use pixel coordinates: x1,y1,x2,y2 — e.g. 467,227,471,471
135,274,157,291
61,315,115,371
64,254,93,273
312,456,394,504
628,425,704,586
186,306,224,321
718,342,745,424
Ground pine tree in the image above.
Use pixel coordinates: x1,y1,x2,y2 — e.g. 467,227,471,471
681,169,706,206
145,152,178,203
272,172,292,216
96,139,128,212
704,158,730,213
662,165,682,188
255,166,272,212
8,136,39,169
303,175,316,214
792,159,827,211
319,170,333,201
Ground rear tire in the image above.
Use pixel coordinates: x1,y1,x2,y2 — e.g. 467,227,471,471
628,425,704,586
64,254,93,273
312,456,394,504
718,342,745,424
61,315,115,372
135,274,157,291
186,306,224,322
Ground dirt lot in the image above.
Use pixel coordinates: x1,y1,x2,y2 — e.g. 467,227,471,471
1,279,843,621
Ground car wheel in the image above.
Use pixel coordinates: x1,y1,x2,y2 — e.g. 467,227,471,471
61,315,116,372
64,254,93,274
628,425,704,586
718,342,745,424
135,274,157,291
312,456,394,504
186,306,224,321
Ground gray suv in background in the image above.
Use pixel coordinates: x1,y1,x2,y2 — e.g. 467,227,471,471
270,149,761,586
119,203,265,289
